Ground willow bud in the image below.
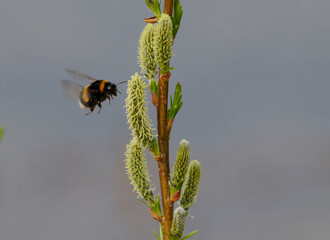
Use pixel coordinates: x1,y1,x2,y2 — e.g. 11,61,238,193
179,160,201,210
125,73,153,147
125,137,153,201
171,139,190,189
154,14,173,69
172,207,186,239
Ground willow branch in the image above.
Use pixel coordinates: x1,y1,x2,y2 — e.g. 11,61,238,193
157,71,172,240
156,1,174,240
164,0,173,16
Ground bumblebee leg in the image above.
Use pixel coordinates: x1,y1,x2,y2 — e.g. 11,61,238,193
97,102,102,114
107,96,111,105
85,106,95,116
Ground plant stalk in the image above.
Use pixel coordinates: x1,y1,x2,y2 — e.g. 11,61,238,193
157,72,172,240
164,0,173,16
157,1,174,240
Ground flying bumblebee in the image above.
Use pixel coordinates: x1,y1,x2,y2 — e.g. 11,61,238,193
61,68,127,115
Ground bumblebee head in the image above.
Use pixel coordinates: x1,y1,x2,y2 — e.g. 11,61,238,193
105,80,126,97
106,82,118,96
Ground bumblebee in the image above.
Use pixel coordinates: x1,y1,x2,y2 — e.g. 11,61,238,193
61,68,126,115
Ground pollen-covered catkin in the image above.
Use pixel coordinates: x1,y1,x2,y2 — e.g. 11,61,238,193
125,137,153,200
138,23,157,80
125,73,153,147
179,160,201,210
154,14,173,69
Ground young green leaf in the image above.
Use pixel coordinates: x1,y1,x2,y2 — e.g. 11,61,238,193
172,0,183,38
149,79,159,97
181,230,199,240
160,223,164,240
144,0,162,19
149,137,160,156
154,229,161,240
168,82,183,121
150,194,162,217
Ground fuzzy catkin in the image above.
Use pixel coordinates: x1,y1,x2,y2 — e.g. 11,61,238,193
179,160,201,210
171,139,190,189
125,73,153,147
154,14,173,69
125,137,153,200
172,207,186,239
138,23,157,80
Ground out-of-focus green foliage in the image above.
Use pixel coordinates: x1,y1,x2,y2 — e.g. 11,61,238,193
0,127,4,142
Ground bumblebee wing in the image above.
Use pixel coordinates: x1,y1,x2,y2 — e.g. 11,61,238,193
66,67,97,82
61,80,84,101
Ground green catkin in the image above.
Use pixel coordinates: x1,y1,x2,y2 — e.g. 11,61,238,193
125,137,153,200
171,139,190,189
125,73,153,147
138,23,157,81
154,14,173,69
172,207,186,239
179,160,201,210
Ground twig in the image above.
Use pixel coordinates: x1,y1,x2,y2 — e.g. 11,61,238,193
157,71,172,240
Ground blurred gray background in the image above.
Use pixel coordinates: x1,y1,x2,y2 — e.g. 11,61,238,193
1,0,330,239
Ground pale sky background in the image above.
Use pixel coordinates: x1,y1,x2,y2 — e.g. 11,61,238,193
1,0,330,239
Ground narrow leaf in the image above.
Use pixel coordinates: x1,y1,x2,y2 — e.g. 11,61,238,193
172,0,183,38
168,82,183,122
160,223,164,240
154,229,160,240
150,194,162,217
181,230,198,240
150,80,159,97
145,0,162,18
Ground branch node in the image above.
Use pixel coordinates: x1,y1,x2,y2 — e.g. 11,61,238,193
170,190,181,203
144,16,159,23
167,118,173,132
153,155,162,162
150,209,163,222
152,92,159,107
160,71,171,81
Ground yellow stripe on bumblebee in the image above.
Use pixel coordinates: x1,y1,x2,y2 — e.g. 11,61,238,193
99,80,107,93
81,86,90,103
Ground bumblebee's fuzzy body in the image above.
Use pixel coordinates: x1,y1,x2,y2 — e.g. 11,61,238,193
79,80,118,114
61,68,125,115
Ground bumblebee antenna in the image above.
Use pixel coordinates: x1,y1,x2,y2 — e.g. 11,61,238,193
114,81,127,94
115,81,127,86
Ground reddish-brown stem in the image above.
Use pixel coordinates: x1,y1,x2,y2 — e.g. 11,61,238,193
157,72,172,240
157,1,174,240
164,0,173,16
